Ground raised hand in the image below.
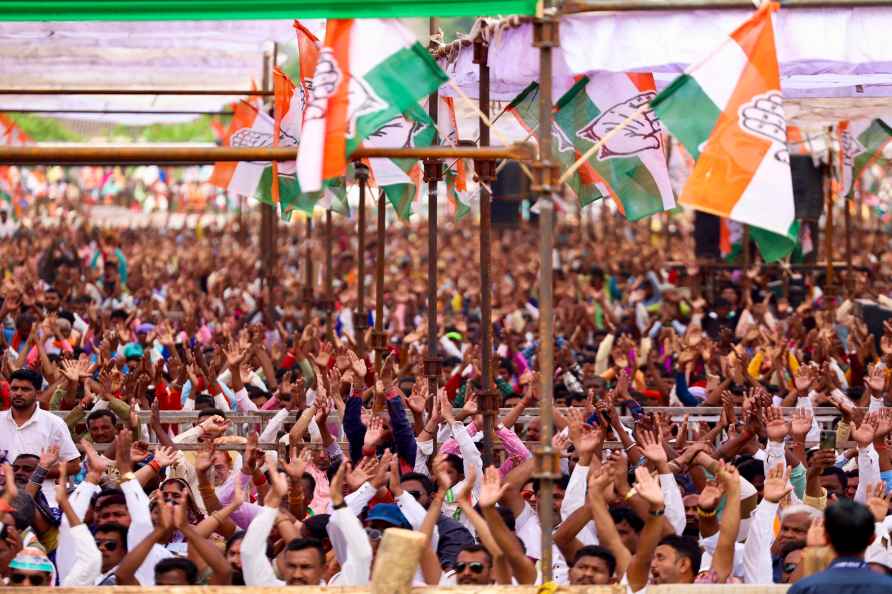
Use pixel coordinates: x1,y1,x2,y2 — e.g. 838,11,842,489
153,446,177,468
633,466,664,509
806,517,826,547
697,480,724,513
794,365,815,393
637,429,668,465
865,364,887,394
346,457,375,492
865,482,892,522
38,443,61,470
282,447,312,481
348,350,367,379
790,408,813,441
81,439,109,481
363,415,385,449
763,463,793,503
852,412,879,449
477,466,508,508
195,442,214,475
266,453,289,499
764,406,789,442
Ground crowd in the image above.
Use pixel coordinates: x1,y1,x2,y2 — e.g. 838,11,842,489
0,202,891,591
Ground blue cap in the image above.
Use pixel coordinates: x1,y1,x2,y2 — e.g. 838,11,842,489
122,342,144,360
366,503,409,528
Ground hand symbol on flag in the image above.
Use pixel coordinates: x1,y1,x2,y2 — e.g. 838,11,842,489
739,91,788,163
305,48,342,122
577,92,661,160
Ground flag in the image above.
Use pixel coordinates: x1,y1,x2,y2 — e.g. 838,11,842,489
651,2,797,262
0,115,29,146
294,20,320,97
554,72,675,220
296,18,448,193
507,82,604,208
439,96,471,220
841,119,892,198
366,103,436,220
210,100,304,215
271,68,303,205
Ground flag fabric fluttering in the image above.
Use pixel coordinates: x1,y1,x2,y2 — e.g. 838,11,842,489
651,2,798,262
554,72,675,220
294,20,320,98
296,18,448,194
366,103,436,220
508,74,675,220
210,100,302,214
840,119,892,198
439,96,471,220
270,67,303,207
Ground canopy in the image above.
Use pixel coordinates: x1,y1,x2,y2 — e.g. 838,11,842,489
0,0,535,20
0,20,306,125
441,8,892,123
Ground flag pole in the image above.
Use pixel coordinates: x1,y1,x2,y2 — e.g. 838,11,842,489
324,209,335,341
473,35,497,468
533,1,561,583
425,16,443,417
304,217,314,322
355,163,370,357
373,189,387,372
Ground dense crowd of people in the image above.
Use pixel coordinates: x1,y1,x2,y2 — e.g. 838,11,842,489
0,199,891,591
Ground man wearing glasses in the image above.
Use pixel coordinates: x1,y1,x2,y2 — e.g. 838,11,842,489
453,544,496,585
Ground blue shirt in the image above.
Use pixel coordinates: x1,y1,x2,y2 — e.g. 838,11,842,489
788,557,892,594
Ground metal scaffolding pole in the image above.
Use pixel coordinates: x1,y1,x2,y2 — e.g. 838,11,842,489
474,37,497,469
260,51,276,326
532,7,561,584
355,163,370,357
373,190,387,372
425,17,443,410
0,144,532,165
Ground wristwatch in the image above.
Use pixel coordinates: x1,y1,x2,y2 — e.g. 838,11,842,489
120,471,137,483
332,501,347,510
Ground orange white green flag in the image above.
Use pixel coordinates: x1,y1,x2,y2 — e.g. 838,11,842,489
651,2,797,262
296,18,448,194
839,119,892,198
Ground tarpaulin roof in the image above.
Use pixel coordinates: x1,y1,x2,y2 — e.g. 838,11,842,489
0,0,536,20
441,8,892,123
0,20,307,125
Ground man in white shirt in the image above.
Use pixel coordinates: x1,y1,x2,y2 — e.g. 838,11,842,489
0,369,80,506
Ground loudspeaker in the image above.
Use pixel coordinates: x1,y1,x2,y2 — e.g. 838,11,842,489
790,155,825,221
693,211,721,260
491,161,528,228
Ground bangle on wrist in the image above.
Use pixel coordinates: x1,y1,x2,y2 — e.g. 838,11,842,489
332,501,346,510
148,459,162,473
696,507,717,518
649,506,666,517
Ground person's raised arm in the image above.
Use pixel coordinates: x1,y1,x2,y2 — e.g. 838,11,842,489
587,467,632,579
177,502,232,585
454,466,510,585
478,466,536,584
710,462,741,582
116,501,174,586
56,463,102,586
626,466,666,593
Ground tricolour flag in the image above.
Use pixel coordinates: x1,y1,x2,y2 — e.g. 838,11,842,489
439,96,471,220
210,100,304,214
366,103,435,220
840,119,892,198
294,21,320,98
651,2,797,262
554,72,675,220
296,18,447,193
507,82,604,208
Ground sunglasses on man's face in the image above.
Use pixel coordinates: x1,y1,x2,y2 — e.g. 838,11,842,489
10,573,48,586
783,563,798,574
406,490,424,500
454,562,485,575
96,540,119,552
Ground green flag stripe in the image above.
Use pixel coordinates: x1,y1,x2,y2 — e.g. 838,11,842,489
651,73,721,161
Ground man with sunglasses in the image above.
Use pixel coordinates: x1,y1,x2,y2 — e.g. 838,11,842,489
93,523,128,585
454,544,495,585
6,546,54,587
